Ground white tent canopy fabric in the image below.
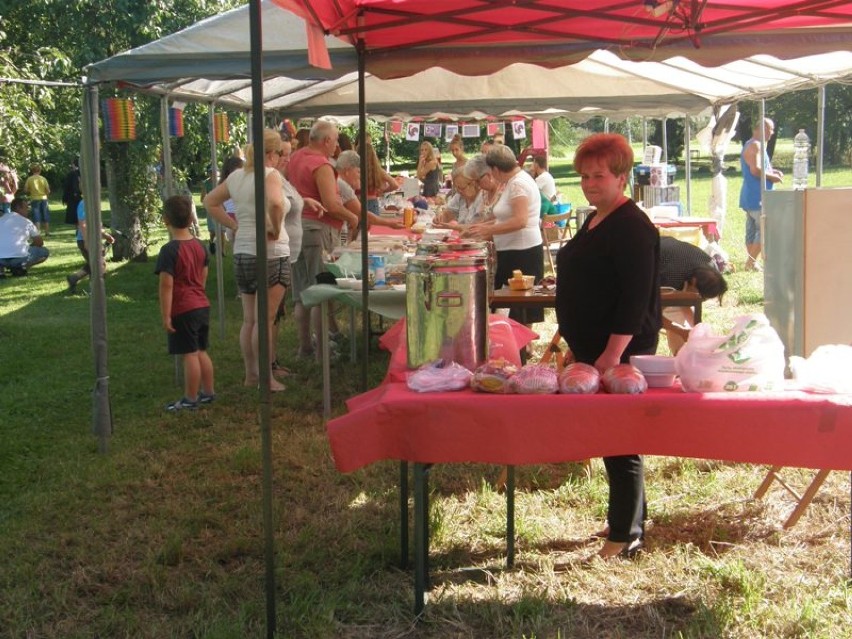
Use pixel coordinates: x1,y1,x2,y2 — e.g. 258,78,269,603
275,50,852,121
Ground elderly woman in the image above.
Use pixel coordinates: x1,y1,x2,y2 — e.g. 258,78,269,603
464,144,544,323
462,154,502,220
438,166,485,226
416,140,442,197
555,133,661,559
204,128,290,392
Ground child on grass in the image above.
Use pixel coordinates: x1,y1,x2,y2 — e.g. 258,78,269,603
155,195,216,411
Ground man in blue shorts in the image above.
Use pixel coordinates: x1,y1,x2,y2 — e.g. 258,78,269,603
739,118,783,271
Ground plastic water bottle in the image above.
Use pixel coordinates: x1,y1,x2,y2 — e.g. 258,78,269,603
792,129,810,190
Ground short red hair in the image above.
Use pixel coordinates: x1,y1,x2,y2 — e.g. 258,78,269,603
573,133,633,178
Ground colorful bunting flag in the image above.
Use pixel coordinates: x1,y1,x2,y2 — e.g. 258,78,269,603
406,122,421,141
102,98,136,142
461,123,480,138
168,107,184,138
214,113,230,143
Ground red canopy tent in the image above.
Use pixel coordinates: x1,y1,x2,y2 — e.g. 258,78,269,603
273,0,852,77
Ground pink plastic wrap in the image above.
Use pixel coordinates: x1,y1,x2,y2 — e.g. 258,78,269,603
558,362,601,394
602,364,648,394
511,364,559,395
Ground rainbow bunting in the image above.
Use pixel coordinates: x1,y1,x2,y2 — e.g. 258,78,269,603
102,98,136,142
168,107,184,138
214,113,230,143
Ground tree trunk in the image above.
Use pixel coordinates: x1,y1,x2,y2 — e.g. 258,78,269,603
104,143,149,262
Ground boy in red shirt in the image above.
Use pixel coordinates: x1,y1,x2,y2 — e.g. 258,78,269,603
155,195,215,411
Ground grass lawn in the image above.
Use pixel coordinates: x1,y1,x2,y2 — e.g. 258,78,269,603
1,161,851,638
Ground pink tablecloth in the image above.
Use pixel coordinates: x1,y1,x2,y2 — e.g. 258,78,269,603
328,383,852,473
378,315,539,383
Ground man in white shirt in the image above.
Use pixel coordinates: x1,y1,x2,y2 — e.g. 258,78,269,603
0,197,49,276
531,155,558,202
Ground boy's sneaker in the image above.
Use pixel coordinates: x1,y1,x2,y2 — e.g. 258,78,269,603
66,275,78,293
198,392,216,405
165,397,199,412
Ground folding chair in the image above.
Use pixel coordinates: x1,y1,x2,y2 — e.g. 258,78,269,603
541,212,573,275
753,467,832,528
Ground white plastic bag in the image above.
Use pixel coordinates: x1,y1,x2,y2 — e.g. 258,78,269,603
789,344,852,394
675,314,785,392
407,360,473,393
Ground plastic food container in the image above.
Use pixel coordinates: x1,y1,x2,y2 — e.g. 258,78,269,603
630,355,676,388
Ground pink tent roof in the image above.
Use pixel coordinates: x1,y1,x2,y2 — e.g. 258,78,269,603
273,0,852,77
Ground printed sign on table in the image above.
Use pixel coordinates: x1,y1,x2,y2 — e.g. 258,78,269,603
462,123,480,138
444,124,459,142
512,120,527,140
424,123,442,139
406,123,421,141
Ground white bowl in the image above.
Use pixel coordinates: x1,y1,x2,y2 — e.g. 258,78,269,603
630,355,676,375
644,373,676,388
337,277,362,290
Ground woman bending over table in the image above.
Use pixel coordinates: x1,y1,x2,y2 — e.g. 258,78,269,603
437,166,486,227
555,133,661,559
463,144,544,323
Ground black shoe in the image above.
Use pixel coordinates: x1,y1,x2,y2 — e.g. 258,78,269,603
66,275,78,293
10,266,27,277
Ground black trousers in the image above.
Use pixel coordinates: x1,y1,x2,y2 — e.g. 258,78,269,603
597,337,658,543
603,454,646,542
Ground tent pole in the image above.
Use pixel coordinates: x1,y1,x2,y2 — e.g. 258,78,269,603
208,104,226,340
626,119,634,196
358,34,370,392
161,97,182,387
247,1,277,636
384,121,391,172
662,117,668,164
684,115,692,216
82,85,113,454
817,85,826,187
759,99,767,261
161,97,174,197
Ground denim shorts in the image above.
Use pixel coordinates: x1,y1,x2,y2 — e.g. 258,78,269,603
744,209,762,245
31,200,50,224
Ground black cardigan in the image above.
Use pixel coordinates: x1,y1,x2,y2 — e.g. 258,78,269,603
555,200,661,364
